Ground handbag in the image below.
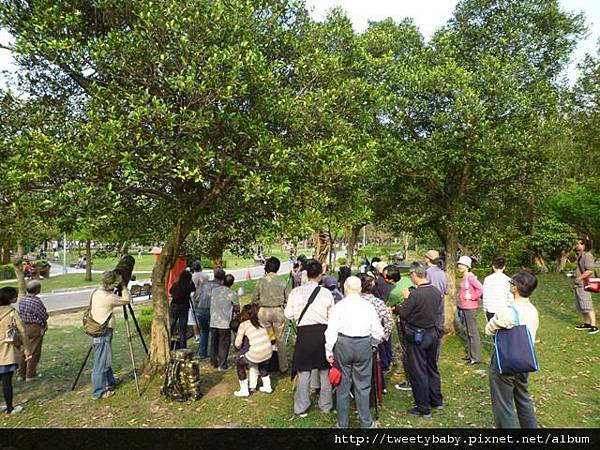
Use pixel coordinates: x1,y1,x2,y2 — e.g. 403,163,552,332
82,290,113,337
578,255,600,293
494,306,538,375
5,312,23,347
328,365,341,387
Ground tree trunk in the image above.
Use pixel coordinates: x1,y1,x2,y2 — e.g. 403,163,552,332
438,227,458,335
313,230,330,269
533,254,548,272
554,249,569,272
145,216,196,374
1,234,11,265
13,240,26,297
345,225,361,270
120,241,130,257
85,239,92,281
401,232,410,256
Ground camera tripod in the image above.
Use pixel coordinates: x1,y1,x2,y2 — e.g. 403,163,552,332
71,301,148,396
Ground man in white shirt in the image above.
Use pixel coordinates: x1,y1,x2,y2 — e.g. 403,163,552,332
285,259,334,417
482,257,513,321
325,277,384,428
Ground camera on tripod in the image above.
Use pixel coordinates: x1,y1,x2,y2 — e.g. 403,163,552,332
114,255,136,294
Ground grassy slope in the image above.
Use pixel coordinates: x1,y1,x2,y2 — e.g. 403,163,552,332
2,273,599,428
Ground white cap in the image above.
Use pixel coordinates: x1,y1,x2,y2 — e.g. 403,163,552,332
457,256,472,268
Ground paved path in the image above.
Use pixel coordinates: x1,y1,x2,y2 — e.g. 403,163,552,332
42,261,292,314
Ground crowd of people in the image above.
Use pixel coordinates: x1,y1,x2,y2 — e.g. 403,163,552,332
161,249,549,428
0,235,596,429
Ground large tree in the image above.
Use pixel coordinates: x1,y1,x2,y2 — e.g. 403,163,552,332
365,0,584,332
1,0,374,369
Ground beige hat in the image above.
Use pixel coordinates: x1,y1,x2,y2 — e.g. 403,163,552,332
425,250,439,262
100,270,122,289
373,261,387,274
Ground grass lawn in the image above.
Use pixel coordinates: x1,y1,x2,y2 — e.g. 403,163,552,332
2,273,599,428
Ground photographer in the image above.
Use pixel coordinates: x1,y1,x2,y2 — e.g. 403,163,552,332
89,271,131,399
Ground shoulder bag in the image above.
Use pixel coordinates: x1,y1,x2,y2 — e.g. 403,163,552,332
494,306,538,375
82,289,113,337
4,311,23,347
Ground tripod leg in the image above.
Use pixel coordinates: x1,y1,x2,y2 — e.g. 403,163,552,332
123,306,141,397
71,345,93,391
127,303,148,355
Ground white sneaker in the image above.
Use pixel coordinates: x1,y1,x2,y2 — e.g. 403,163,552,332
10,405,24,414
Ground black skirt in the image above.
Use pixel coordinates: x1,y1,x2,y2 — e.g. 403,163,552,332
291,323,329,379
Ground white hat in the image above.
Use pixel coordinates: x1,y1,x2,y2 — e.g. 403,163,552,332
373,261,387,274
457,256,472,268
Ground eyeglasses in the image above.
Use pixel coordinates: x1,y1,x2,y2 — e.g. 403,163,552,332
509,279,515,285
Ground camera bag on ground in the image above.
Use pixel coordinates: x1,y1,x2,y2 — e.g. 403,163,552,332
161,348,202,402
82,290,113,337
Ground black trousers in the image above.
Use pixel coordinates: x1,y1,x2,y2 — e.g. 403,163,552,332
1,372,13,412
209,327,231,370
404,328,443,414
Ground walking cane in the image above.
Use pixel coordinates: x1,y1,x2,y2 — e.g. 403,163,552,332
71,346,93,391
372,347,379,420
123,305,141,396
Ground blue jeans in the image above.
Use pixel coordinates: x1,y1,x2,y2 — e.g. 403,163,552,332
170,308,189,349
91,329,116,399
196,308,210,357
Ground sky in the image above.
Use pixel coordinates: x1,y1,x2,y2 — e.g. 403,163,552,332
1,0,599,88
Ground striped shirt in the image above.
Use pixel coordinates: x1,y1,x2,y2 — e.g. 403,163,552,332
235,320,272,364
482,272,513,314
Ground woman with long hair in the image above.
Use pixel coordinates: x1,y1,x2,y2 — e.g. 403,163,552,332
169,269,196,349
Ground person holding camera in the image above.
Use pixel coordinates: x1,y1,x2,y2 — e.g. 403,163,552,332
397,262,444,418
89,271,131,399
0,287,32,414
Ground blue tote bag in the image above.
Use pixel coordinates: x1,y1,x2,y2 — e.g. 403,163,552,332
494,306,539,375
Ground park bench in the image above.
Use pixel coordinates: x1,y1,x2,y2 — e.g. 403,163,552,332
130,283,152,300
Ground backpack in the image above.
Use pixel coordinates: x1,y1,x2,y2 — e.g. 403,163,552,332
161,349,202,402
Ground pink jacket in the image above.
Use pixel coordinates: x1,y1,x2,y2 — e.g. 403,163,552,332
458,273,483,310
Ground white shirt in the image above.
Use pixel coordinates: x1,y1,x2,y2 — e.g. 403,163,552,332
482,271,513,314
485,299,539,341
324,293,384,357
284,281,334,327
